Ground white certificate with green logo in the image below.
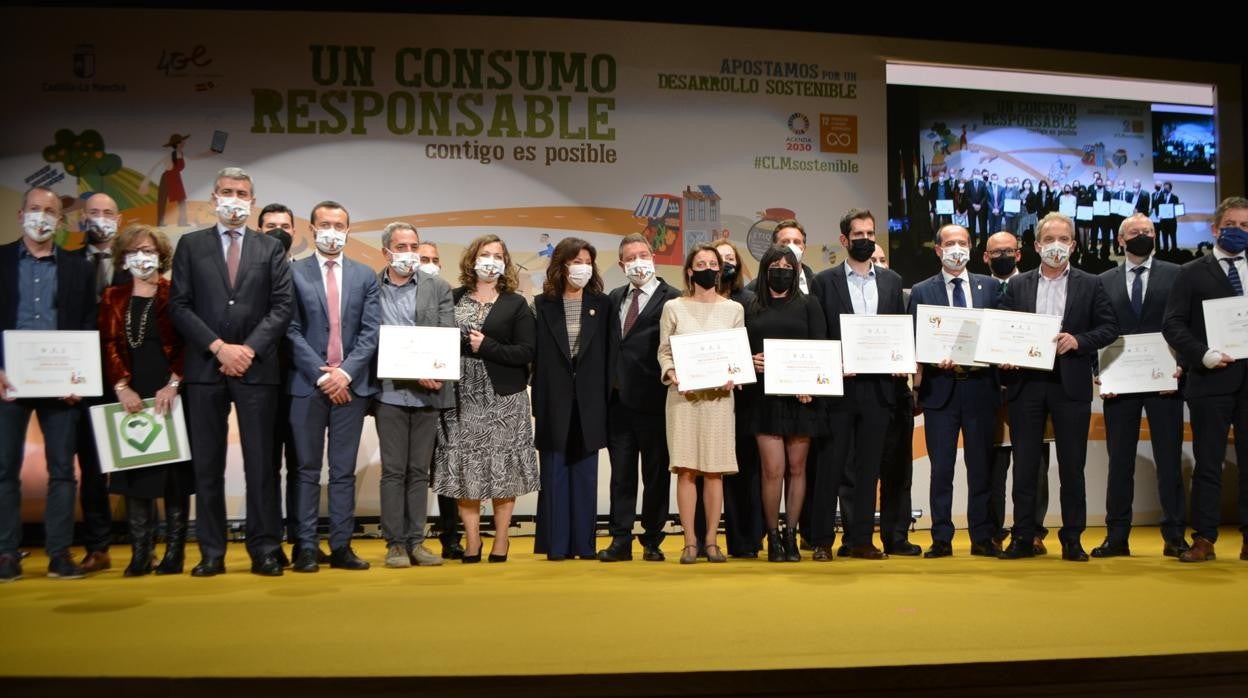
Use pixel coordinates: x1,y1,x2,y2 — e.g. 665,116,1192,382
89,397,191,473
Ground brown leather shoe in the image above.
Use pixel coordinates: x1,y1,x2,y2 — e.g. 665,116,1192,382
1032,537,1047,556
811,545,834,562
849,544,888,560
1178,537,1216,563
81,551,111,573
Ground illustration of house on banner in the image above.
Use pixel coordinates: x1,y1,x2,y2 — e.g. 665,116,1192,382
632,185,725,265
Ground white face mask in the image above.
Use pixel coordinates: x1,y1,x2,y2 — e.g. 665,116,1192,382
624,258,655,286
214,196,250,226
786,242,804,263
567,263,594,289
388,251,418,276
22,212,57,242
417,262,440,276
83,216,118,242
940,244,970,271
314,228,347,255
124,251,160,279
1040,241,1071,268
474,256,505,280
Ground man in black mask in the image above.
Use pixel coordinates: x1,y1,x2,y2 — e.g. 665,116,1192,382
1093,213,1186,558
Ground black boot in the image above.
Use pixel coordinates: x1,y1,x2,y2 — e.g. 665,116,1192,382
766,529,785,562
784,528,801,562
124,497,156,577
155,496,188,575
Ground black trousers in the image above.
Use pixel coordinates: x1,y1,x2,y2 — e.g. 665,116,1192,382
1102,392,1186,544
606,397,671,547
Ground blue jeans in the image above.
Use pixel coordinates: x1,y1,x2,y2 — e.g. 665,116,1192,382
0,399,81,556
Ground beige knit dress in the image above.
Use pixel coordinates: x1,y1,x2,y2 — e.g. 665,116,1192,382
657,296,743,474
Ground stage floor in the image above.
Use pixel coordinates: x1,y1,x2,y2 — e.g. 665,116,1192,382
2,527,1246,682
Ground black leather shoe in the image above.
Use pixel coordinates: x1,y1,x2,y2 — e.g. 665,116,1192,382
292,547,319,573
330,547,370,571
836,544,852,558
441,542,465,560
970,540,1000,558
642,545,665,562
886,540,922,557
315,547,332,565
596,542,633,562
783,529,801,562
811,545,833,562
191,557,226,577
273,547,290,568
1090,539,1131,558
924,541,953,558
250,554,284,576
1163,539,1191,558
998,540,1035,559
1062,543,1090,562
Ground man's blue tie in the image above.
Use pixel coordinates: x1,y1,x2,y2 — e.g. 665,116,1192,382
952,276,967,308
1223,257,1244,296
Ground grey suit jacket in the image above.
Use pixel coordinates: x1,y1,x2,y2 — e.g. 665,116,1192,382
372,268,455,409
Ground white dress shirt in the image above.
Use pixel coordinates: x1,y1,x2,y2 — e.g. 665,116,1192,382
1036,266,1070,319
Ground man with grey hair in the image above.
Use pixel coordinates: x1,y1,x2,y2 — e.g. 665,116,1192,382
170,167,293,577
375,221,455,568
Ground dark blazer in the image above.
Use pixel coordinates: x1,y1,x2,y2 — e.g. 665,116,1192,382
0,241,97,368
745,263,822,300
908,271,1001,410
607,279,680,414
374,269,456,409
99,278,184,386
451,287,535,396
286,254,380,398
1163,254,1247,399
1098,258,1180,335
812,261,907,407
532,291,612,454
168,225,293,385
998,266,1119,401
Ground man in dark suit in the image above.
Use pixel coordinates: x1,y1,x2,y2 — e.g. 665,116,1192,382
809,208,907,560
73,192,129,573
969,171,990,246
169,167,293,577
1094,213,1187,558
1162,196,1248,563
598,234,680,562
0,187,98,582
987,173,1006,241
1153,182,1181,252
374,222,453,569
931,173,955,230
745,219,821,299
909,224,1002,558
256,203,316,567
1090,179,1114,257
286,201,379,572
997,213,1119,561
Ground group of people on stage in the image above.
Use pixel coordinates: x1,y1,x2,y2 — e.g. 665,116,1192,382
2,165,1247,583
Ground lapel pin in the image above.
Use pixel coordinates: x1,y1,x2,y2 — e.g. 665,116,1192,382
589,309,596,316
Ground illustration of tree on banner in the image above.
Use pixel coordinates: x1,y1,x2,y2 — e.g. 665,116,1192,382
42,129,156,210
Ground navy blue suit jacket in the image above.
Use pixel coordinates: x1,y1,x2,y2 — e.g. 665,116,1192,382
908,271,1001,410
286,254,381,398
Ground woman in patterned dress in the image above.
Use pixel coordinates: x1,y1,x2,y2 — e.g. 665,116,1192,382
433,235,538,563
657,243,743,564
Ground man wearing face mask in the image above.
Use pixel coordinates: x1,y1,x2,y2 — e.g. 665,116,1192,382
169,167,293,577
997,213,1118,561
371,222,454,568
969,171,990,246
284,202,380,573
597,234,681,562
745,219,821,298
1162,196,1248,563
415,242,442,277
1154,182,1180,252
908,225,1002,557
73,192,130,573
1094,214,1187,558
1090,179,1114,258
0,187,97,582
809,208,907,560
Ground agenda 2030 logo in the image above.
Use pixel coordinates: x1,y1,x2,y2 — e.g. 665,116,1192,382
784,112,814,153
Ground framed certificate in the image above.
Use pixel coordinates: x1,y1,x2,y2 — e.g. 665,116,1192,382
839,315,916,374
1059,195,1077,217
89,397,191,473
1159,203,1176,219
1093,200,1111,217
1097,333,1178,396
670,328,756,391
935,199,954,215
1203,296,1248,360
2,330,102,398
1111,199,1133,217
973,309,1063,370
914,305,987,367
1004,198,1021,214
1076,205,1094,221
377,325,461,380
1174,203,1186,217
763,339,843,396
